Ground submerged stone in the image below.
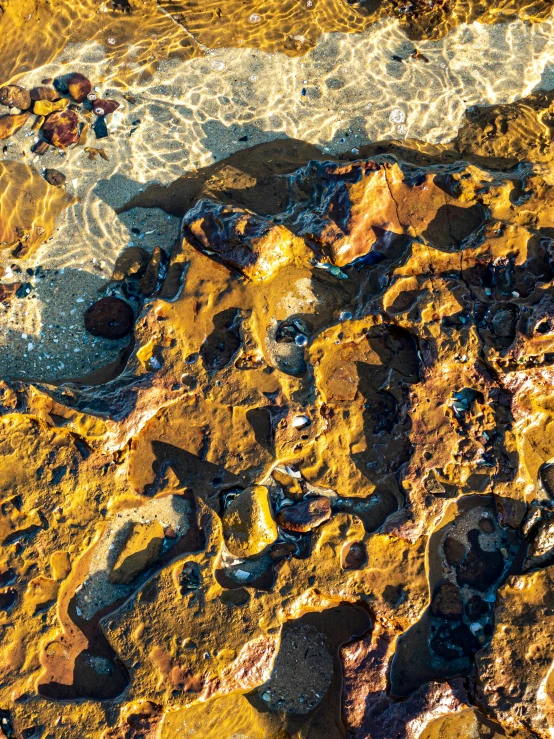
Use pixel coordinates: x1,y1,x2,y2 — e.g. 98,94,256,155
0,112,30,139
42,110,79,148
0,85,31,110
84,296,134,339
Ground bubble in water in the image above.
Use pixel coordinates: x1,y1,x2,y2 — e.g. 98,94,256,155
107,37,116,45
389,108,406,124
249,13,261,23
211,60,225,71
397,124,407,135
340,311,353,321
295,334,308,347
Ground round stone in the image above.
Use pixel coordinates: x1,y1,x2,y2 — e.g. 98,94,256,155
84,297,134,339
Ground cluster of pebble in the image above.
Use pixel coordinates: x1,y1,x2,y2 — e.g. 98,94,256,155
0,72,119,154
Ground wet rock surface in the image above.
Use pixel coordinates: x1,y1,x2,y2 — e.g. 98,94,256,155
5,90,554,737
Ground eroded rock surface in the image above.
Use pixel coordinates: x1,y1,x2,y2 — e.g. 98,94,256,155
4,90,554,737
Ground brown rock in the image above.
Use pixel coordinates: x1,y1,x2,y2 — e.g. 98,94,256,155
430,581,463,619
30,86,60,102
109,521,165,585
138,246,165,296
342,541,368,570
112,246,150,281
42,110,80,148
32,140,50,155
92,99,120,116
84,296,134,339
183,200,306,281
277,496,331,533
0,85,31,110
0,283,21,305
67,72,92,103
44,169,66,188
295,160,484,265
0,112,30,140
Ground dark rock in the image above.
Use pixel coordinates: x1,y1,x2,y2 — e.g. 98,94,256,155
491,307,516,339
112,247,150,281
93,116,108,139
342,541,368,570
0,85,31,110
443,536,466,566
456,529,504,591
44,168,66,188
277,496,331,533
430,622,480,660
179,561,201,594
138,246,166,296
84,297,134,339
30,86,60,102
32,140,50,155
465,594,489,620
430,581,463,620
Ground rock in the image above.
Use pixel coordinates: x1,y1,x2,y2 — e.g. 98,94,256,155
112,246,150,281
42,110,80,148
32,140,50,155
138,246,166,296
293,160,484,265
178,561,201,594
529,515,554,558
109,521,165,585
183,200,306,281
222,485,278,558
93,116,108,139
0,283,22,305
44,168,66,188
84,296,134,339
277,496,331,533
0,112,30,139
92,99,119,116
33,97,68,116
67,72,92,103
430,581,463,620
0,85,31,110
30,86,60,102
495,496,527,528
342,541,368,570
491,307,516,339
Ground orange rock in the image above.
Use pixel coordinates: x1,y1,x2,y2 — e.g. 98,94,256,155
0,112,30,139
0,85,31,110
66,72,92,103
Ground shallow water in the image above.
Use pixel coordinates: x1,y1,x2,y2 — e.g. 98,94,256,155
3,7,554,379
